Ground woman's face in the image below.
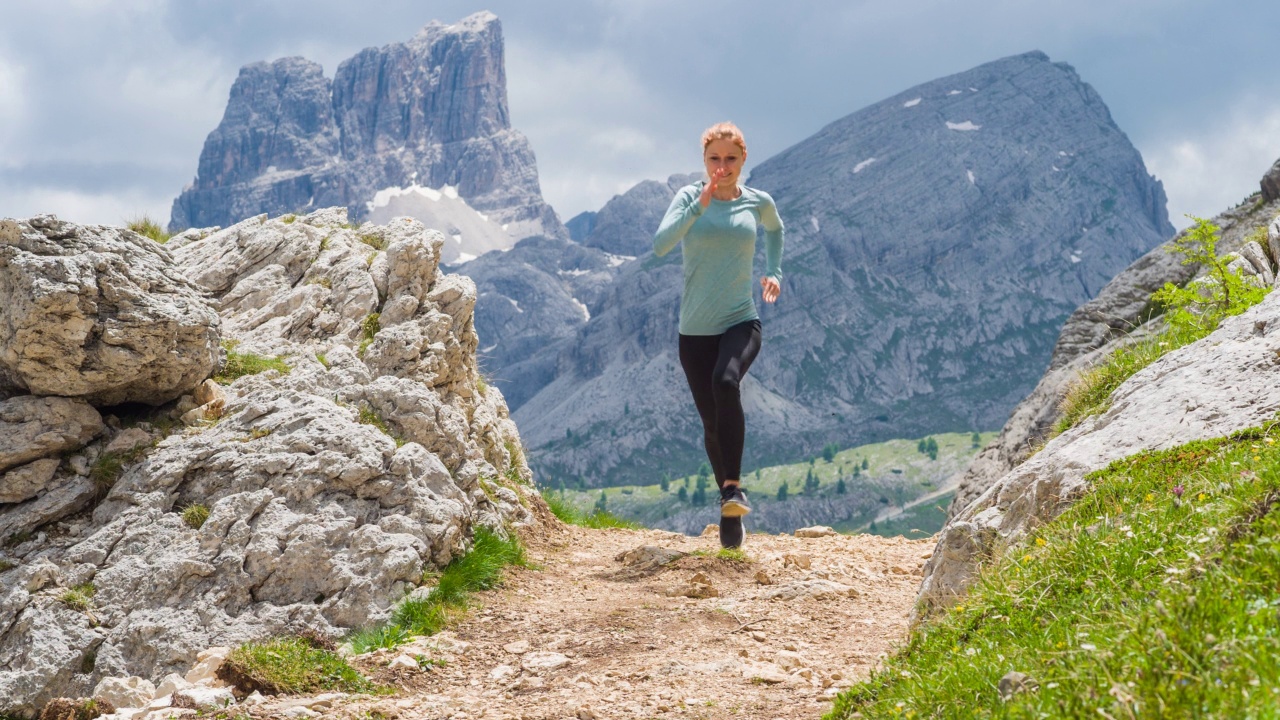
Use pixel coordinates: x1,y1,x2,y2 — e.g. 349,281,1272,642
704,138,746,188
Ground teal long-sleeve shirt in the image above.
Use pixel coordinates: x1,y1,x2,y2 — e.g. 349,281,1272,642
653,182,784,336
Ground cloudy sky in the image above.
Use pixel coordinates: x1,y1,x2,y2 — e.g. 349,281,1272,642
1,0,1277,231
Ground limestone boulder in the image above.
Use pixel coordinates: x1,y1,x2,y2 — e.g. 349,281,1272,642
0,210,535,715
919,288,1280,616
0,216,220,405
0,396,103,474
0,459,62,505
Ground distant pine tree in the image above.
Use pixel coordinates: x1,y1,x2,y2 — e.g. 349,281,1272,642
660,474,670,492
862,457,869,470
837,478,847,494
777,482,789,501
804,468,820,495
595,491,608,513
926,437,939,461
678,486,688,502
822,443,837,463
971,431,981,449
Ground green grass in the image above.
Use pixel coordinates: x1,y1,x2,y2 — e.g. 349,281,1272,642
214,342,292,384
828,423,1280,719
347,527,528,654
357,405,404,446
1054,332,1196,435
0,559,15,572
859,492,954,539
540,490,643,529
357,312,381,357
715,547,750,563
59,582,96,612
126,215,171,243
359,233,388,250
89,445,148,495
222,636,381,695
181,504,210,530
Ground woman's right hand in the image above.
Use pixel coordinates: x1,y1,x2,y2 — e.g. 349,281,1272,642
699,168,728,208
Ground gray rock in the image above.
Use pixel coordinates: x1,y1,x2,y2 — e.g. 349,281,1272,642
93,675,155,709
0,459,61,504
1270,215,1280,278
919,288,1280,615
998,671,1038,700
1240,241,1273,285
0,216,220,405
1262,158,1280,203
0,396,103,474
0,212,534,715
170,12,564,245
0,475,97,551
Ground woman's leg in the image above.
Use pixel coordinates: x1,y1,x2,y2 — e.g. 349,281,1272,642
678,333,727,484
710,320,762,485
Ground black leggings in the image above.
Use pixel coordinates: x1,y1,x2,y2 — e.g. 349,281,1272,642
678,319,762,489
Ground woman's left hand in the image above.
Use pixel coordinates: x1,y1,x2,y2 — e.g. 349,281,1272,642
761,276,781,303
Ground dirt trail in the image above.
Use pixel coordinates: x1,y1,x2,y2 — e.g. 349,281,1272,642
271,517,932,720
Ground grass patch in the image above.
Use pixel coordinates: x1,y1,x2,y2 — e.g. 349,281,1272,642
715,547,750,563
540,490,643,530
59,582,97,612
181,504,210,530
357,313,381,357
358,233,388,250
316,352,330,369
1054,334,1180,434
357,405,404,447
308,276,332,289
221,636,381,695
126,215,171,244
4,531,32,548
829,423,1280,719
214,341,292,384
89,445,148,496
347,528,528,654
0,559,15,572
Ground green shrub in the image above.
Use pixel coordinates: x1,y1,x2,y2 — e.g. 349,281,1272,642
181,504,210,530
347,528,528,654
89,445,148,495
829,424,1280,719
315,352,330,369
126,216,171,243
222,636,380,695
1056,217,1271,435
716,547,749,563
214,341,292,384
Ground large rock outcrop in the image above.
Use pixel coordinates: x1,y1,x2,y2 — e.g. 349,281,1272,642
471,51,1172,487
169,12,563,256
918,277,1280,614
0,216,220,405
948,181,1280,515
0,210,534,716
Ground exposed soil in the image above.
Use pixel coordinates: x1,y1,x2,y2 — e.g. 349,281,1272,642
252,517,932,720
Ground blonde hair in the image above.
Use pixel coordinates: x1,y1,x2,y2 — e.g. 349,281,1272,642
701,122,747,153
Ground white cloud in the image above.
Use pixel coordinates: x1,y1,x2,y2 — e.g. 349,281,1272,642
1143,97,1280,229
506,40,706,218
0,57,26,143
0,185,172,227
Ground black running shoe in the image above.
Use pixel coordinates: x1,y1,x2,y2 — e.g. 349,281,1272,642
719,485,751,518
720,514,744,549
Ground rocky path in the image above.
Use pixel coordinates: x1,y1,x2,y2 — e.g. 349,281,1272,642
290,519,933,720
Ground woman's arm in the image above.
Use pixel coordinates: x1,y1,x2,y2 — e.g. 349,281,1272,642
653,185,704,257
759,192,784,280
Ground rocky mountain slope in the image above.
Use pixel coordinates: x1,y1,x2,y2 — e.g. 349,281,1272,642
0,210,534,715
921,195,1280,614
474,51,1172,487
948,159,1280,515
169,12,563,262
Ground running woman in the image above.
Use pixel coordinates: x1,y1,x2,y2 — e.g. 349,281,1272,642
652,122,784,549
